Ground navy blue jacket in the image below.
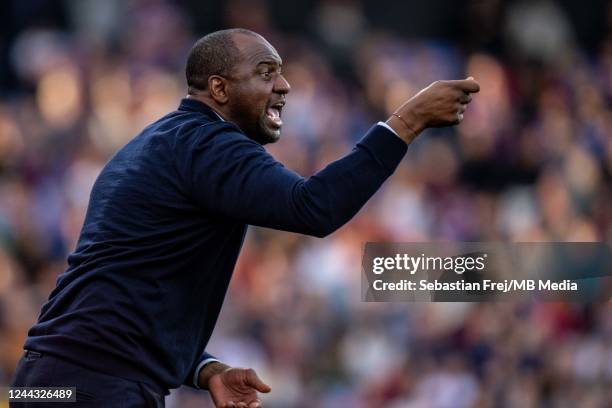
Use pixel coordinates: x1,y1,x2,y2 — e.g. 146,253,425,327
24,98,407,391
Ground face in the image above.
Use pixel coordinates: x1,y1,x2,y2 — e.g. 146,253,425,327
225,34,291,144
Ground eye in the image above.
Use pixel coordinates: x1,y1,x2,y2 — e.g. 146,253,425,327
260,71,272,80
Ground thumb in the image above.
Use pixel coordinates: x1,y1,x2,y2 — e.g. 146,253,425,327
461,76,480,93
245,369,272,393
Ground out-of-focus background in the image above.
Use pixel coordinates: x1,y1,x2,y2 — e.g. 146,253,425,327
0,0,611,407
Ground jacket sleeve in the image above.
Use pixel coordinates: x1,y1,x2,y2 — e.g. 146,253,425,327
183,351,219,389
180,123,407,237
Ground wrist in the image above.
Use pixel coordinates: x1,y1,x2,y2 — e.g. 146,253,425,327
198,361,231,390
386,112,424,144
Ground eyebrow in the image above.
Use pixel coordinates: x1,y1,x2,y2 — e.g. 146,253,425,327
256,60,282,67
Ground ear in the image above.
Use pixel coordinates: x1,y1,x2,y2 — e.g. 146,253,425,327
208,75,229,104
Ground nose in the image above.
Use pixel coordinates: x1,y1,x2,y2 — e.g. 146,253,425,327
274,74,291,94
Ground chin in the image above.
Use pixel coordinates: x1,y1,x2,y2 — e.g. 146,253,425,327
265,129,281,144
255,125,281,145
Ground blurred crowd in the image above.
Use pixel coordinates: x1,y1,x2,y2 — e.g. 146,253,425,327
0,0,611,407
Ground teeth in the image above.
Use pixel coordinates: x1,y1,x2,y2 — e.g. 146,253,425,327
266,107,282,126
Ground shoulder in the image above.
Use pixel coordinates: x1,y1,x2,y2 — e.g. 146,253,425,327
176,117,263,154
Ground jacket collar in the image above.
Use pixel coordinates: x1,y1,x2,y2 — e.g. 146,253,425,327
178,98,225,122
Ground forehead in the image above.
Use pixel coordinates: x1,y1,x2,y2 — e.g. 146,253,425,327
232,33,282,66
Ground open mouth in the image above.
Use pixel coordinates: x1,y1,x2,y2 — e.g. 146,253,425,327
265,100,285,128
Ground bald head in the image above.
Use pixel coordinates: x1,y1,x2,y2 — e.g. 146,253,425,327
185,28,262,93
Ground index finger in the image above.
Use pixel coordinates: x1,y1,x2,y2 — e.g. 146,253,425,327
248,399,262,408
450,78,480,93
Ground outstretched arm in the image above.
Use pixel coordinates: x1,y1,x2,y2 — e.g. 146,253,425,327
182,78,480,238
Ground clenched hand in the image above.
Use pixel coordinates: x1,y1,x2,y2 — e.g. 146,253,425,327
386,77,480,143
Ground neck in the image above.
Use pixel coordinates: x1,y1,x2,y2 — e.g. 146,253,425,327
186,93,229,122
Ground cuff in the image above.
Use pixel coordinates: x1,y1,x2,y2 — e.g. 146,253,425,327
377,121,402,139
357,123,408,173
193,357,220,389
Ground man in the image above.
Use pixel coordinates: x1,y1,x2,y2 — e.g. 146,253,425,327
12,28,479,407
